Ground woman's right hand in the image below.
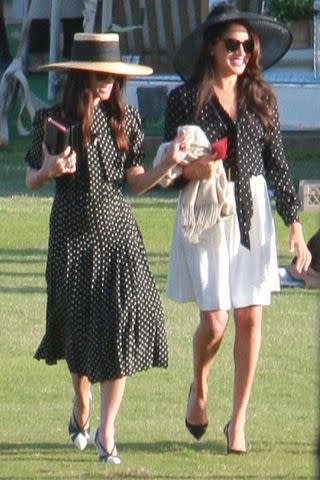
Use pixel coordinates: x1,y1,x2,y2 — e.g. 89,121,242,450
41,143,77,180
161,128,191,169
182,153,218,180
26,144,77,190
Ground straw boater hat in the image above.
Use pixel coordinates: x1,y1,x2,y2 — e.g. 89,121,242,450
174,2,292,81
39,32,153,76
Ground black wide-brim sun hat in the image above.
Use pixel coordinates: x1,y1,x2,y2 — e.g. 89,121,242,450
173,6,292,80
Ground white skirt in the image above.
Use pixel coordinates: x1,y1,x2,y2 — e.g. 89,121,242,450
166,175,280,310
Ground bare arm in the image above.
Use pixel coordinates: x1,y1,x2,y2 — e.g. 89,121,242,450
26,143,76,190
125,130,187,195
288,220,312,273
182,153,218,180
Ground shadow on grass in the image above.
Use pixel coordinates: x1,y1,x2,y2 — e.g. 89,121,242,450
1,249,45,264
274,289,318,296
0,438,314,455
0,286,46,294
0,248,47,294
0,188,54,198
0,441,314,479
0,271,43,278
0,440,223,454
0,248,47,258
0,258,45,264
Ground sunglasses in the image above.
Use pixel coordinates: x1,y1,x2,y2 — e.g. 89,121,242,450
94,72,114,82
222,38,254,54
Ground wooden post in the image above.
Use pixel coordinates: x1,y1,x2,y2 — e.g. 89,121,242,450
314,0,320,79
101,0,113,32
83,0,99,33
48,0,61,100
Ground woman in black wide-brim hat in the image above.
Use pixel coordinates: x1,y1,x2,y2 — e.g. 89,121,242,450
163,2,311,453
25,32,185,464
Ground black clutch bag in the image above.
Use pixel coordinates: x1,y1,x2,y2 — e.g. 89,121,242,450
44,116,88,185
44,116,82,156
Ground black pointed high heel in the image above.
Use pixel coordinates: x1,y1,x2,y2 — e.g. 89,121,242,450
185,385,208,441
224,421,247,455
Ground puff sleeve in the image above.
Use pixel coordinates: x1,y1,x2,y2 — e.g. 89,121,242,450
124,105,144,170
24,108,47,170
164,86,189,142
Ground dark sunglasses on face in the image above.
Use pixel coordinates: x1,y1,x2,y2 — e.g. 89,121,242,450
222,38,254,54
94,72,114,82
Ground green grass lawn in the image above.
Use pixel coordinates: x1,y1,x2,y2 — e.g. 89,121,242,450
0,191,319,479
0,95,319,478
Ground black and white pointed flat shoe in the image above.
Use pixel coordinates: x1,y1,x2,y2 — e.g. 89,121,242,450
93,428,121,464
68,390,92,451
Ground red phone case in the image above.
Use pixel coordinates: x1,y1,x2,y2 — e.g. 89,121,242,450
211,136,228,160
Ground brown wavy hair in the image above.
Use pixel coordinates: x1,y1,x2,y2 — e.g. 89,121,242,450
191,20,276,142
61,70,129,151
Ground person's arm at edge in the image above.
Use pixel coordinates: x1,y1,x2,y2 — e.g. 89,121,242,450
288,220,311,273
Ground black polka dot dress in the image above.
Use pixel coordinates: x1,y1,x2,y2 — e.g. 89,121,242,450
26,103,168,383
164,82,301,310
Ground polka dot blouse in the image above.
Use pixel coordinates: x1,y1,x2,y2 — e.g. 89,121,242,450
164,81,300,248
26,102,168,383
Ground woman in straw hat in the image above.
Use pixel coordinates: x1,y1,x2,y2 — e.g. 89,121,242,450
163,2,311,453
25,32,185,464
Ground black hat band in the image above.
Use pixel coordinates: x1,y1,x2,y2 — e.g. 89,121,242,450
71,40,121,62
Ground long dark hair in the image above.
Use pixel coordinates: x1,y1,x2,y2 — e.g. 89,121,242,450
61,70,129,152
191,20,276,142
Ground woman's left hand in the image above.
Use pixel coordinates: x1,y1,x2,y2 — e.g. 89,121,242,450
288,221,312,273
182,153,218,180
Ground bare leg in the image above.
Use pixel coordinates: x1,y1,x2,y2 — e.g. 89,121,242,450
98,377,127,454
228,305,262,452
71,373,91,427
186,310,228,426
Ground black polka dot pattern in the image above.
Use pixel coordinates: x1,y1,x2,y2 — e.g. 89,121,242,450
164,82,300,249
26,103,168,383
